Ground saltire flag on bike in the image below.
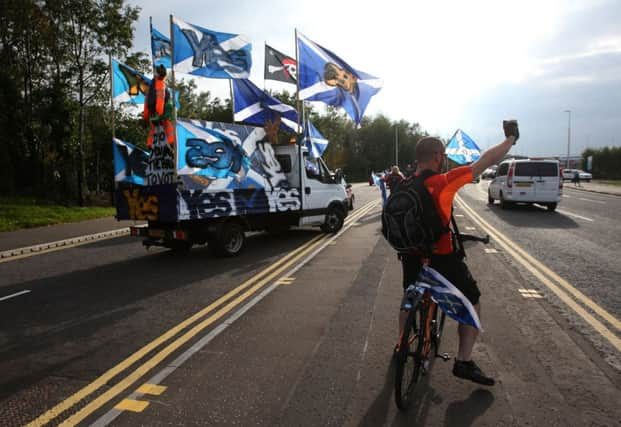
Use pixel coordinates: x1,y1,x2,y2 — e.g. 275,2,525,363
150,20,172,69
296,32,382,126
264,44,297,84
232,79,300,132
303,120,328,158
113,138,150,184
111,59,150,105
416,266,482,330
445,129,481,164
171,17,252,79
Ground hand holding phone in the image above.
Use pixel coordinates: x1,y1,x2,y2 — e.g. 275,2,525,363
503,120,519,144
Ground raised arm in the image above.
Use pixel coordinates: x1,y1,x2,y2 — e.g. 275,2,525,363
471,120,519,177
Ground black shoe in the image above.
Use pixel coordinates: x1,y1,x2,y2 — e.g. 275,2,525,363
452,360,495,386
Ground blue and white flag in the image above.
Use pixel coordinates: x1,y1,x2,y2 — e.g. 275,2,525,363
415,266,482,330
150,21,172,69
111,59,150,105
303,121,328,158
172,17,252,79
111,59,181,110
296,32,382,126
232,79,299,132
446,129,481,165
113,138,150,184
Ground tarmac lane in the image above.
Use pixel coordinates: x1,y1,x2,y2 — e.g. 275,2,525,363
1,183,620,426
81,186,619,426
0,187,378,426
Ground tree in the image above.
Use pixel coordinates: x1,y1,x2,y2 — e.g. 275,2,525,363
47,0,140,204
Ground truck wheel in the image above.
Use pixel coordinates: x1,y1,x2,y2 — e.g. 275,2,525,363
210,222,245,257
321,206,345,234
547,203,557,212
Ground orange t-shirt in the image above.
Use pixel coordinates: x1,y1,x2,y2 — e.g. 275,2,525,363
421,166,473,255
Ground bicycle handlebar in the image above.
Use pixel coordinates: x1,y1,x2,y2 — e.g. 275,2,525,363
457,233,490,244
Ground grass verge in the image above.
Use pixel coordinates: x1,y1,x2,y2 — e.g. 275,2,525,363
0,200,115,232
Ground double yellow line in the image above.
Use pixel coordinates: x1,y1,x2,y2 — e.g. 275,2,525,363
455,196,621,353
28,200,380,427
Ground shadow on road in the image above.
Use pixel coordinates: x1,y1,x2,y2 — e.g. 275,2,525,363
444,389,494,427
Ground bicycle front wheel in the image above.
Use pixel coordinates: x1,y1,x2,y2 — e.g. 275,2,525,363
395,302,426,410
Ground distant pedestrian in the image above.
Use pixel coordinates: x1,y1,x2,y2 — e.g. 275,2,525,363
404,163,415,178
383,165,405,194
572,170,581,187
379,173,388,206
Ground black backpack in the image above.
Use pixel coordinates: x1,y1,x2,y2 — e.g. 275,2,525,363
381,170,448,255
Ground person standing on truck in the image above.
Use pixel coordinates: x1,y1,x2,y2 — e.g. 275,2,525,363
143,64,175,147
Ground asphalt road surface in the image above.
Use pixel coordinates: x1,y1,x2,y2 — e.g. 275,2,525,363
0,182,619,426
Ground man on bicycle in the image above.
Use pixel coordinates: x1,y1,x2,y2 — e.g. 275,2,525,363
400,121,518,386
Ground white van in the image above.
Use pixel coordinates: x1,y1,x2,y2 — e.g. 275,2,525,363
488,158,562,211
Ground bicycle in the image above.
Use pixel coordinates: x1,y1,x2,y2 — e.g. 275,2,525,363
394,232,489,410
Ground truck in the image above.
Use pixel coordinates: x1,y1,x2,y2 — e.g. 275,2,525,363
113,119,349,256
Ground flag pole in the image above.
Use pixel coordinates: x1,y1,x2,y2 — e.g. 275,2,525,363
109,53,116,139
294,28,304,214
149,16,153,64
294,28,302,137
263,41,267,92
170,14,178,182
229,79,235,123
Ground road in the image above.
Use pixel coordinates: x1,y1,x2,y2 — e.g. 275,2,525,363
0,183,619,426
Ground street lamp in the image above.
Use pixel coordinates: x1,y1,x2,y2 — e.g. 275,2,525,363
395,125,399,167
564,110,571,168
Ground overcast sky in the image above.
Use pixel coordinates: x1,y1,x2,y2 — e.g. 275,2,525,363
131,0,621,157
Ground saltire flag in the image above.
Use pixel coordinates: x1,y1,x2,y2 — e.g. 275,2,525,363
150,21,172,69
111,58,181,110
303,121,328,158
111,59,150,105
112,138,150,184
232,79,299,132
415,266,482,330
445,129,481,165
264,44,297,84
296,32,382,126
171,17,252,79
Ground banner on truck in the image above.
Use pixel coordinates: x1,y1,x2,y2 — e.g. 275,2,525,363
176,119,290,191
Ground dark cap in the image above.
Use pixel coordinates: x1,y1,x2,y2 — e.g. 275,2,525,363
156,64,167,77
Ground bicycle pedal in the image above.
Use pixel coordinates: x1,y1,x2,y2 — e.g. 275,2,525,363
436,352,451,362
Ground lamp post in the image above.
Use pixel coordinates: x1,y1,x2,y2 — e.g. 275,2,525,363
564,110,571,168
395,125,399,167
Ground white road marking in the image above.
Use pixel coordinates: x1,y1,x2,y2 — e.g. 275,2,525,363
0,290,31,302
578,197,606,204
557,209,594,222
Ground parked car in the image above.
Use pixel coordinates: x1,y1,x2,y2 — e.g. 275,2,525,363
562,168,592,182
488,158,562,211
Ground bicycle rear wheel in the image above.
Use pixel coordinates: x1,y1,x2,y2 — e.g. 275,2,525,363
395,301,426,410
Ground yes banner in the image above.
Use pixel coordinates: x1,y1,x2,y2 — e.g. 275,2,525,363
150,20,172,69
172,17,252,79
111,59,150,105
113,138,149,184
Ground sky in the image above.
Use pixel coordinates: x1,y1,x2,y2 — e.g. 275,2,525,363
131,0,621,158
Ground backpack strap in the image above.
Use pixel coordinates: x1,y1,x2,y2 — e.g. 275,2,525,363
411,170,450,256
